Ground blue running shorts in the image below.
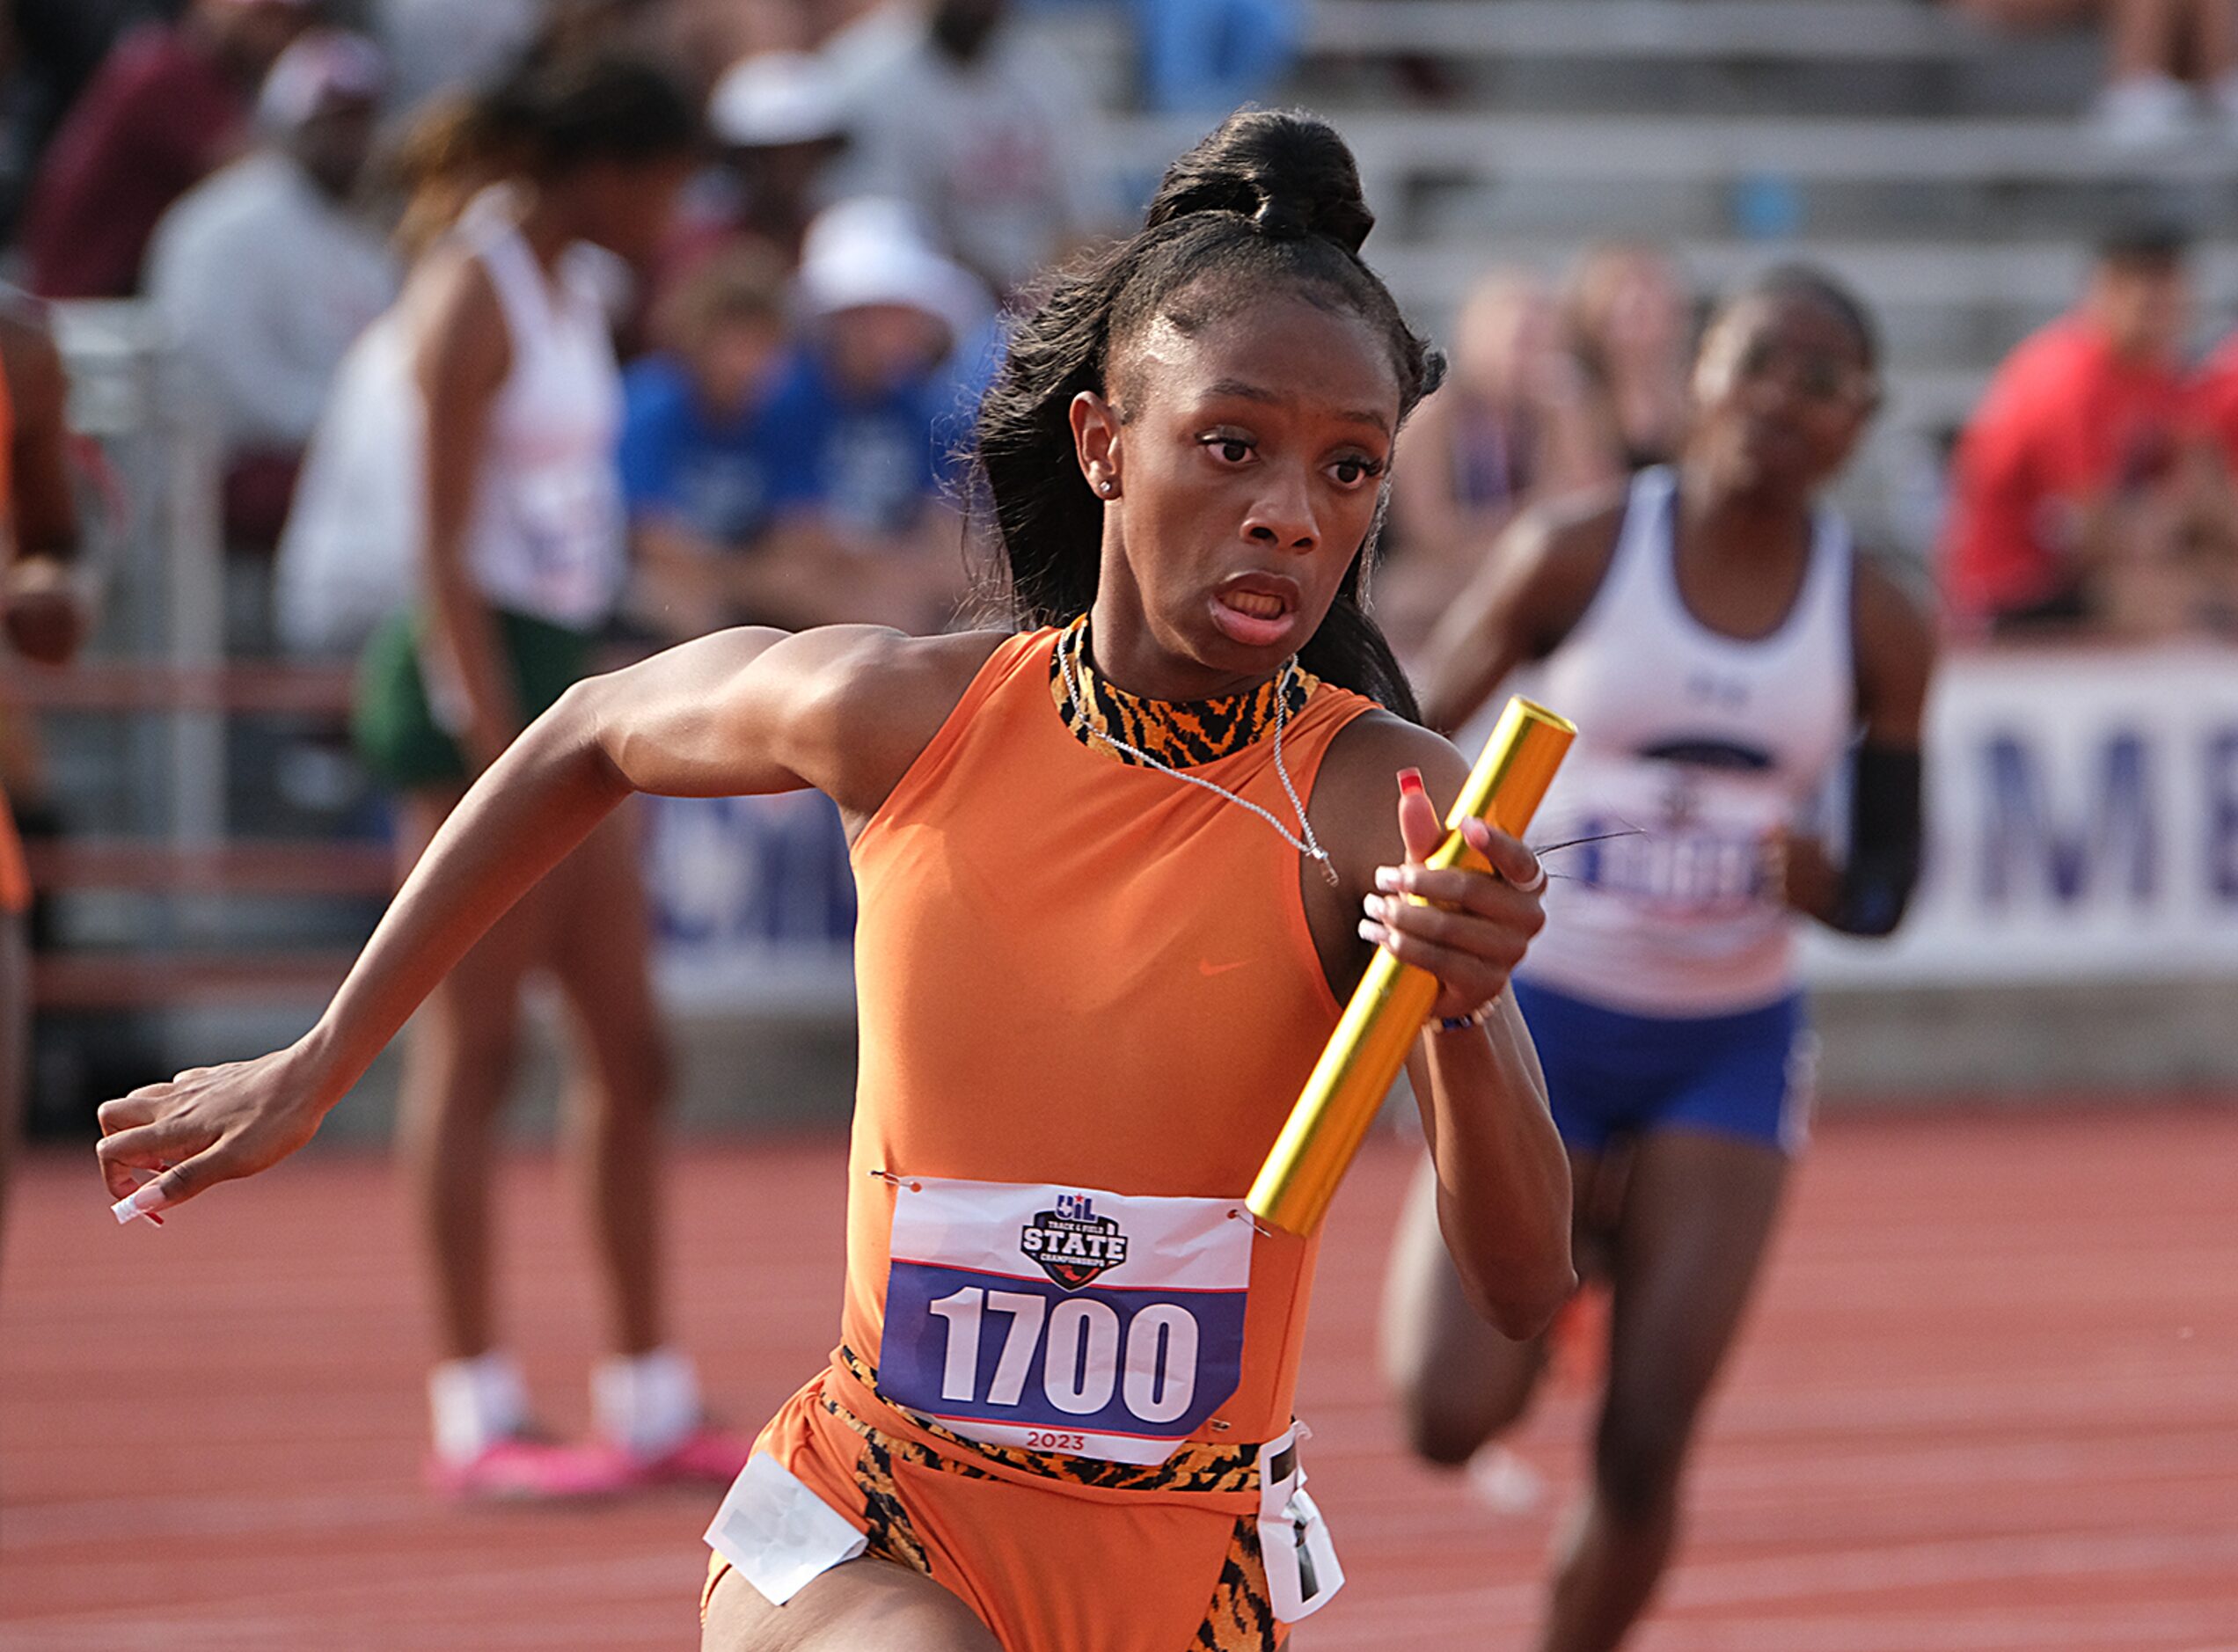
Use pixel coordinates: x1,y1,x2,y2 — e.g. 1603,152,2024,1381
1509,978,1817,1158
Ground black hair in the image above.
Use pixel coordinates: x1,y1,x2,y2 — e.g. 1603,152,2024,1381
472,50,699,179
2096,220,2188,274
971,108,1444,720
1720,261,1880,372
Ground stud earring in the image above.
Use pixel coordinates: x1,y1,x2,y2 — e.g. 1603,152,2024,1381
1096,479,1115,496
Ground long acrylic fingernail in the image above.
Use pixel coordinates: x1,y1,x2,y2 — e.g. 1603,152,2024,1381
1397,768,1426,798
112,1182,167,1226
1374,866,1401,892
1363,893,1386,920
1357,918,1387,945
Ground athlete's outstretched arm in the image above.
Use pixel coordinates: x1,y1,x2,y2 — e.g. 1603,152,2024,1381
94,625,989,1218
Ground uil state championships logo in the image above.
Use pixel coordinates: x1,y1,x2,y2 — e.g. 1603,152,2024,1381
1020,1193,1130,1290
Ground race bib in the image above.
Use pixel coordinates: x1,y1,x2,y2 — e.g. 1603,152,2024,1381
879,1177,1254,1465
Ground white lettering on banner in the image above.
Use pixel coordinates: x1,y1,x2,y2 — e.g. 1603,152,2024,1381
1803,645,2238,984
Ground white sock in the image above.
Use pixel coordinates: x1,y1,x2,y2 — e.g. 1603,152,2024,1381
428,1351,530,1464
593,1347,702,1458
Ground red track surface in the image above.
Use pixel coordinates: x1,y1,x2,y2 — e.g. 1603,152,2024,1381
4,1108,2236,1650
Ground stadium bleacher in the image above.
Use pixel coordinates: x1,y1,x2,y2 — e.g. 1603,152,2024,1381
1079,0,2231,556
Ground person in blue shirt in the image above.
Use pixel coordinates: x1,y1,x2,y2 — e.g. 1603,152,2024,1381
619,246,792,639
757,195,991,634
622,204,991,639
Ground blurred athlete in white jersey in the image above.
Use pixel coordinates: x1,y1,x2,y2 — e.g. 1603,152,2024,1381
1382,267,1937,1652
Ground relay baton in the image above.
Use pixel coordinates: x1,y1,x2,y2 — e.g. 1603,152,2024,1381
1246,697,1576,1237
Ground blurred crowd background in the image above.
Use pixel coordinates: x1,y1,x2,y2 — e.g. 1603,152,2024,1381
5,0,2238,1134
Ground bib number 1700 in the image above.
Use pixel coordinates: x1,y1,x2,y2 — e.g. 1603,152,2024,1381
927,1286,1200,1424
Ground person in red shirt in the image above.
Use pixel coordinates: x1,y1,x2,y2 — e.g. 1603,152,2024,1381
1940,228,2197,635
19,0,310,300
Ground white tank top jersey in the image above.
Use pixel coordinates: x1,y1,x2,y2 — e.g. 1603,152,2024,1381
1514,465,1856,1017
450,188,626,630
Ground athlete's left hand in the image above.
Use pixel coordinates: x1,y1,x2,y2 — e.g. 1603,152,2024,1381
1359,769,1546,1021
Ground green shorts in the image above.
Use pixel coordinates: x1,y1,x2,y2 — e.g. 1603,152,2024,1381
353,608,595,790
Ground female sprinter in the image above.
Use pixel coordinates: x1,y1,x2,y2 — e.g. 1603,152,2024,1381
1382,267,1936,1652
348,55,745,1496
97,111,1576,1649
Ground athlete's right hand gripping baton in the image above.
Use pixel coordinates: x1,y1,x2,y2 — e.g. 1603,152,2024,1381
1246,697,1576,1238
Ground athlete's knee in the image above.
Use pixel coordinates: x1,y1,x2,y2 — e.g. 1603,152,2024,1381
581,1028,674,1129
413,1016,523,1113
1400,1379,1510,1468
1591,1401,1693,1528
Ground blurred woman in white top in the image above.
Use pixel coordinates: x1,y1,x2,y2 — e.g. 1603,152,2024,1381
1383,268,1936,1652
348,51,750,1501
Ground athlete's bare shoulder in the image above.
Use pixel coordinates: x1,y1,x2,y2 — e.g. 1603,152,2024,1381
1417,481,1628,732
770,625,1013,826
1314,705,1471,895
1486,482,1632,657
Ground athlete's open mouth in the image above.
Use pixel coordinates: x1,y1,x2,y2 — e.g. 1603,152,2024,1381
1210,577,1302,648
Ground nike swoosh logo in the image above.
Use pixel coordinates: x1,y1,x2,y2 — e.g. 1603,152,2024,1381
1198,959,1251,976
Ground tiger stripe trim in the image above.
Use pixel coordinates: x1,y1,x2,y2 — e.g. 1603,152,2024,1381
1193,1517,1279,1651
1050,616,1318,771
824,1362,1283,1649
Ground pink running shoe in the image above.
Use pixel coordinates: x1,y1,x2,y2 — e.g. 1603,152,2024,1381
427,1436,639,1502
627,1422,754,1487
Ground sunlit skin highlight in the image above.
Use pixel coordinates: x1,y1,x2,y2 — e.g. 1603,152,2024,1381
1068,296,1402,702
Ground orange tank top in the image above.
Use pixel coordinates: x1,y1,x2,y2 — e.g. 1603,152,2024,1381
836,627,1376,1463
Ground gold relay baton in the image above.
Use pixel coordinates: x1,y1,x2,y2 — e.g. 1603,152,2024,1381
1246,697,1576,1237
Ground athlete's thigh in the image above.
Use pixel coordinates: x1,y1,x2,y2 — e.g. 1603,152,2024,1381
1602,1127,1788,1426
539,804,664,1075
702,1557,1000,1652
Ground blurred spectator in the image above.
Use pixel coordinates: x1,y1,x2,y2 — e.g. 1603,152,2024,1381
374,0,541,115
1130,0,1302,113
274,306,420,655
19,0,312,298
3,0,169,210
1561,242,1695,479
145,30,399,552
696,50,850,267
618,247,794,637
1941,229,2205,637
755,195,988,632
1949,0,2238,147
0,287,90,1268
1380,269,1604,657
825,0,1101,299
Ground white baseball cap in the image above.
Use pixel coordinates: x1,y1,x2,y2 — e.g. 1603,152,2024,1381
796,196,990,344
258,31,387,131
708,51,848,149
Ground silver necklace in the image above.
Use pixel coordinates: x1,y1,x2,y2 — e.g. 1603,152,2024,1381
1058,622,1338,884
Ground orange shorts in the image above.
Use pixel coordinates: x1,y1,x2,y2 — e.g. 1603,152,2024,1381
702,1349,1288,1652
